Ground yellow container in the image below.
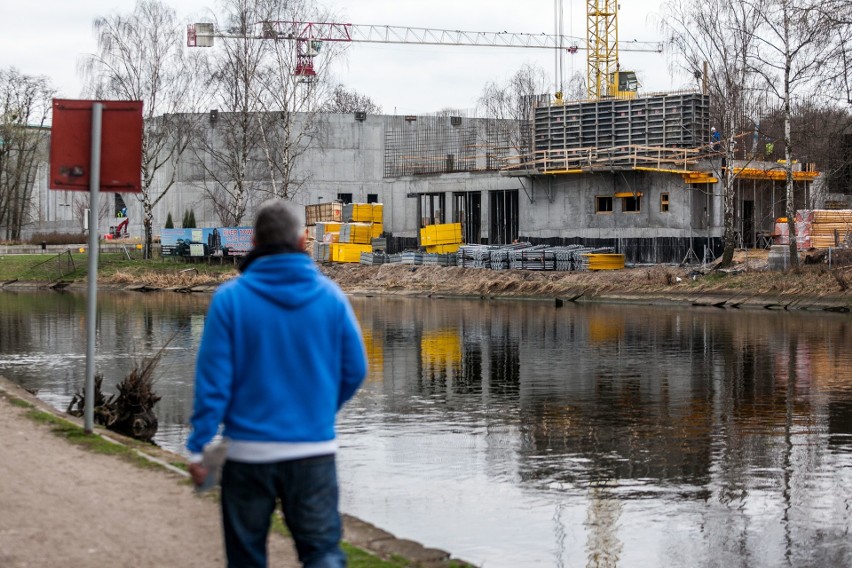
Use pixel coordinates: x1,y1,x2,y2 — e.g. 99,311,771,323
425,243,460,254
331,243,372,263
370,223,383,239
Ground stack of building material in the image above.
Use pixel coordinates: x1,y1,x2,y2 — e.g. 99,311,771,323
314,222,342,242
400,250,423,265
506,245,555,270
339,223,373,245
457,244,497,268
330,243,372,263
799,210,852,249
422,253,458,267
312,242,331,262
305,202,342,225
359,252,388,265
343,203,383,223
580,253,625,271
331,203,384,260
420,223,463,253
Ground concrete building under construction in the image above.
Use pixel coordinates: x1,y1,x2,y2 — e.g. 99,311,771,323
26,92,822,264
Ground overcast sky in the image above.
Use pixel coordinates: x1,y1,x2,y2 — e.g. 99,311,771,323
0,0,689,115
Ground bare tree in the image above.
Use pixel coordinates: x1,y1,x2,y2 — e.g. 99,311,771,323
320,84,382,114
817,0,852,104
81,0,203,257
194,0,345,222
0,68,54,241
662,0,763,267
254,1,346,202
72,192,112,230
477,63,550,157
747,0,834,269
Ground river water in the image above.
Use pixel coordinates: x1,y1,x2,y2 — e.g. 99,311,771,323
1,290,851,567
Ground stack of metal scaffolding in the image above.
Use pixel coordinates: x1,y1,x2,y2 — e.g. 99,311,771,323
457,244,498,269
422,253,458,267
359,252,388,265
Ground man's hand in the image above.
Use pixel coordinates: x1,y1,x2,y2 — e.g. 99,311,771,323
188,462,209,487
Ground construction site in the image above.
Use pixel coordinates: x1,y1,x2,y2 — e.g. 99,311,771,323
169,3,828,265
28,3,830,266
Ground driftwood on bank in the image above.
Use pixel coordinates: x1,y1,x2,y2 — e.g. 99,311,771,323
67,338,172,442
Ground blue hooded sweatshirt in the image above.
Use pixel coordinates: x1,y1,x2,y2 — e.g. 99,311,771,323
186,252,367,457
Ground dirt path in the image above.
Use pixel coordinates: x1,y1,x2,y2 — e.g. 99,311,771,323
0,389,299,568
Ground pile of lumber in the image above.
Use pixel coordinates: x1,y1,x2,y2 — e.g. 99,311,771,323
792,210,852,249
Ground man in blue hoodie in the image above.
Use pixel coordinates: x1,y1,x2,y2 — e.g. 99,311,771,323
187,199,368,568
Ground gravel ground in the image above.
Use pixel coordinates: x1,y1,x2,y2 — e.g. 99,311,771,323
0,386,299,568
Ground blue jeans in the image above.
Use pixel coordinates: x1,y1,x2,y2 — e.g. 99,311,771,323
220,454,346,568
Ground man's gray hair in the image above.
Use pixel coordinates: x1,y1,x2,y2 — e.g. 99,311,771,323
253,199,304,248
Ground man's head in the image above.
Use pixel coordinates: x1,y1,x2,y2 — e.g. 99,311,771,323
253,199,305,250
711,127,716,133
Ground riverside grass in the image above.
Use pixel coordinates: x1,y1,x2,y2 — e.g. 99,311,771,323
0,253,237,286
3,249,852,299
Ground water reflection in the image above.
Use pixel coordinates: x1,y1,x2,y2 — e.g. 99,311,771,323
1,292,851,567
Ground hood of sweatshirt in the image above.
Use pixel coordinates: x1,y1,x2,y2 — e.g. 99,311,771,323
239,252,324,309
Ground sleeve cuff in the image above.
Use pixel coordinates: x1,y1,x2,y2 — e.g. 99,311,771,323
188,453,203,464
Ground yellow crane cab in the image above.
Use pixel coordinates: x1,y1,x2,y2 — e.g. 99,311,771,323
607,70,639,99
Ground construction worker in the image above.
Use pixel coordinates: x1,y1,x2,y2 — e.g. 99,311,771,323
710,127,721,152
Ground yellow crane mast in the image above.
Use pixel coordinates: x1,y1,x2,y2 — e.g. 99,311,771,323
587,0,638,99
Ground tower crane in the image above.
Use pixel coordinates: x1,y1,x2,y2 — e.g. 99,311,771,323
187,20,661,97
586,0,636,99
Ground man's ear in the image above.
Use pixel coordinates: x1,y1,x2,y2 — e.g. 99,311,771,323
298,230,307,250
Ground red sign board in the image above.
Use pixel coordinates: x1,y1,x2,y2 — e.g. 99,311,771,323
49,99,144,192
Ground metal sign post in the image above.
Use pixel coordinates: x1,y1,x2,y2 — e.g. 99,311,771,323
83,103,103,434
49,99,143,435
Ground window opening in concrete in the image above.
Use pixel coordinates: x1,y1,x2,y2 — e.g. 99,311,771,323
418,193,445,227
596,196,613,213
742,200,754,247
489,190,518,245
660,193,669,212
336,193,353,204
454,191,482,244
367,194,378,204
622,195,641,212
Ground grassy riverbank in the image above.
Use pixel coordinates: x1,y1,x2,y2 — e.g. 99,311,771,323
4,249,852,308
